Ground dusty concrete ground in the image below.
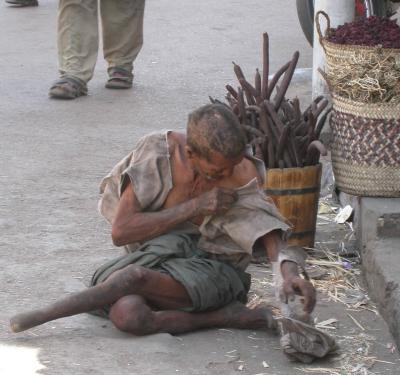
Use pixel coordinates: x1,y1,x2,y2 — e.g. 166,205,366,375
0,0,399,374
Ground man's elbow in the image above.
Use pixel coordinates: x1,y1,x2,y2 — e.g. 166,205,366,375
111,224,125,247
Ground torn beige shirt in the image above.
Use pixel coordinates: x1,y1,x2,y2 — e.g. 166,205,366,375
98,131,290,269
198,179,290,269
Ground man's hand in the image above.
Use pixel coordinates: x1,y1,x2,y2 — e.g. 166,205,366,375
194,187,238,216
281,261,316,314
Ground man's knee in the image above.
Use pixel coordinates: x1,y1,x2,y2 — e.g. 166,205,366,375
109,295,155,335
108,265,150,290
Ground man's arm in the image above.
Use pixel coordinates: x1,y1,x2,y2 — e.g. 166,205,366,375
111,179,237,246
261,231,316,313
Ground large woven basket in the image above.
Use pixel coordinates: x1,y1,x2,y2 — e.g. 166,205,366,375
316,11,400,103
330,95,400,197
316,10,400,68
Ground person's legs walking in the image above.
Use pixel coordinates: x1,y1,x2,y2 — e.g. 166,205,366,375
101,0,145,89
49,0,99,98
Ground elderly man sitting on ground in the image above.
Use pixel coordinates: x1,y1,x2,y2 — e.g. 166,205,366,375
10,103,316,335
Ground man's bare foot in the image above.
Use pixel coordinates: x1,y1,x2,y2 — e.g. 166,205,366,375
222,302,278,332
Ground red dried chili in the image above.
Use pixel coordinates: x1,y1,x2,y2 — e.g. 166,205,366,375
327,16,400,48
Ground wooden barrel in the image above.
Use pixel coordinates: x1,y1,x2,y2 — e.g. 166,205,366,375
264,164,322,248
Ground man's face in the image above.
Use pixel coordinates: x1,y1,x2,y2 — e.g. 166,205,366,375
186,147,244,181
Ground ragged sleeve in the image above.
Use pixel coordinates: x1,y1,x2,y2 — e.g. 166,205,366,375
98,132,173,223
199,179,291,256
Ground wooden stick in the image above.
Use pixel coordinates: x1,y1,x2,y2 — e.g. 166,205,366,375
292,97,301,124
255,69,262,103
259,108,275,168
233,62,255,105
262,32,269,99
225,84,239,100
305,140,327,165
263,100,284,132
277,125,290,163
288,127,302,167
237,87,247,124
313,98,329,119
239,78,257,104
273,51,300,110
266,61,291,99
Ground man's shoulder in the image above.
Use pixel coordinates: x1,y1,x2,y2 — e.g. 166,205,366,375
134,131,168,150
134,130,185,156
231,158,263,187
131,131,171,162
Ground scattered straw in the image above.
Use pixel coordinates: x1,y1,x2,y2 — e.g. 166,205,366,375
296,367,341,374
347,313,366,331
247,199,394,374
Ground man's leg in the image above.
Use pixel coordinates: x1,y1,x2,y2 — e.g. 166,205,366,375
10,265,189,332
10,265,276,334
109,295,277,336
49,0,99,98
100,0,145,89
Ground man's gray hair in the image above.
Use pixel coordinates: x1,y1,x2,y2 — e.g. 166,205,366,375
187,104,246,161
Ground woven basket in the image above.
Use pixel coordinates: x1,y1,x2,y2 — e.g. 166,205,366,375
316,10,400,65
315,11,400,103
330,95,400,197
322,41,400,84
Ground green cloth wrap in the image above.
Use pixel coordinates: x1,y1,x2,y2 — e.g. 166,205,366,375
90,233,250,312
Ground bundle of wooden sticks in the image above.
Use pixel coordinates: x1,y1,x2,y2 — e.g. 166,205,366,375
211,32,331,169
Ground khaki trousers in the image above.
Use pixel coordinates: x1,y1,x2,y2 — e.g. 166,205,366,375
57,0,145,83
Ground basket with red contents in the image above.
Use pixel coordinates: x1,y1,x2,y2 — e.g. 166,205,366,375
317,11,400,197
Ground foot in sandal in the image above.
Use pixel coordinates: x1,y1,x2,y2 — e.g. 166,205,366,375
49,77,88,100
5,0,38,6
105,67,133,89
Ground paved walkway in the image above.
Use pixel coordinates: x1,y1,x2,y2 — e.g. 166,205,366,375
0,1,398,374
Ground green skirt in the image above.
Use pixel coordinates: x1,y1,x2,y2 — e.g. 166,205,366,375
90,233,250,312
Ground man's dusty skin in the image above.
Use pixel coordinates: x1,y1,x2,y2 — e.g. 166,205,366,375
112,131,262,243
10,105,316,335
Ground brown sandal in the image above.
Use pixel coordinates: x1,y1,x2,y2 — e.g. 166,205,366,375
105,67,133,89
49,77,87,99
5,0,38,6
